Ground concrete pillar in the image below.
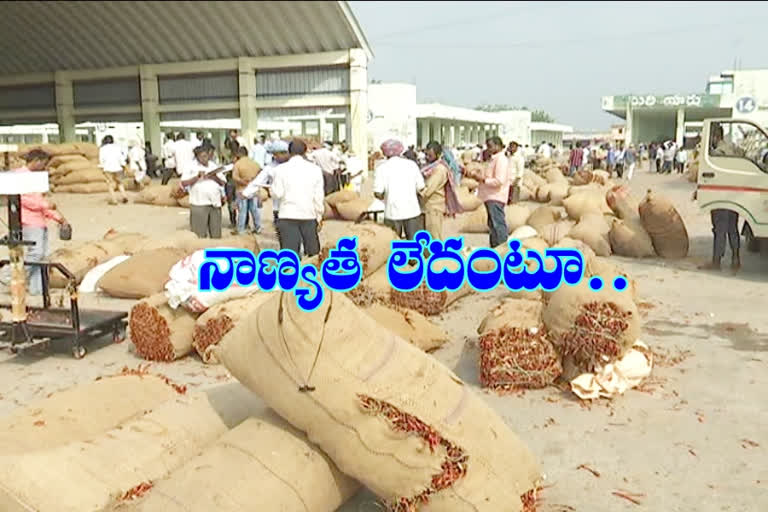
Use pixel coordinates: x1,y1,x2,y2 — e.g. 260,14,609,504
675,107,685,147
447,123,454,146
332,121,340,144
139,66,161,155
624,104,633,146
238,58,258,151
432,120,443,144
480,125,487,144
54,72,76,142
420,119,430,147
349,48,368,161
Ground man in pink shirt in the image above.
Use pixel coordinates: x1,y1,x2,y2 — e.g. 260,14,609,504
13,150,69,295
470,136,510,248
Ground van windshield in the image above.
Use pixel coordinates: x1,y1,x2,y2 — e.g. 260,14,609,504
710,121,768,172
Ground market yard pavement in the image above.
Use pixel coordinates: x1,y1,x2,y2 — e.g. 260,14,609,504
1,166,766,511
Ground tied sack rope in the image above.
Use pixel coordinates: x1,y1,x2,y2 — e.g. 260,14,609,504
272,291,334,392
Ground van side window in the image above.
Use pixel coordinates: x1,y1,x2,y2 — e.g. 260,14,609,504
710,121,768,172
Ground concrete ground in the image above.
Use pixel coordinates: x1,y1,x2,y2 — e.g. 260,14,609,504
1,162,766,511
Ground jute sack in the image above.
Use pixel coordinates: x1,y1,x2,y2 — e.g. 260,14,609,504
48,238,130,287
318,222,396,278
588,256,638,303
568,183,606,197
48,154,88,169
99,230,149,253
519,184,535,201
572,170,593,186
554,237,597,276
457,186,482,211
363,303,449,352
459,204,531,234
179,234,260,254
323,200,336,220
526,205,562,233
544,166,567,184
548,181,570,206
478,299,562,391
192,293,273,364
325,189,359,207
538,220,575,246
605,184,639,220
563,191,613,221
73,142,100,160
53,167,104,185
336,198,371,221
129,292,198,361
523,169,547,190
135,184,180,207
51,160,93,176
115,403,360,512
347,264,391,306
214,291,541,512
534,184,552,203
592,170,610,185
460,177,479,191
136,231,199,252
567,213,612,257
638,189,689,259
609,218,655,258
0,374,181,455
96,247,188,299
0,389,264,512
52,182,109,193
478,298,543,336
177,195,190,208
542,280,640,373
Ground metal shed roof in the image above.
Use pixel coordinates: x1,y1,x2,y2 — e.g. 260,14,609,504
0,1,372,76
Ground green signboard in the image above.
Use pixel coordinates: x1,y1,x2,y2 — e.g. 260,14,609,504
605,94,722,110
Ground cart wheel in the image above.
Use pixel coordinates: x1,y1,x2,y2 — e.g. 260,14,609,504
72,345,87,359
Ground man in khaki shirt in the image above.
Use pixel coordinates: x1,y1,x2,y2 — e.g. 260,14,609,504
232,146,262,234
420,141,449,240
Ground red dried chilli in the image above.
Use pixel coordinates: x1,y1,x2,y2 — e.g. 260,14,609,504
192,315,235,359
479,326,562,392
96,363,187,395
347,284,381,308
357,394,468,511
521,486,541,512
119,480,154,501
557,301,632,372
389,282,446,317
129,301,175,362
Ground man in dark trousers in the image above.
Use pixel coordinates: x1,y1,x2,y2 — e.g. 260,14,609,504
271,139,325,257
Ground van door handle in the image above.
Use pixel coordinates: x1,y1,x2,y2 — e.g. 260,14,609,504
702,172,715,178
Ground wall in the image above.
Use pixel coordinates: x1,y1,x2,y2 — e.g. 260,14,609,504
631,110,676,144
731,70,768,128
367,83,417,149
531,130,563,149
496,110,531,146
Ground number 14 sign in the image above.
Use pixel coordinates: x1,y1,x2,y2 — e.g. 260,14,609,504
736,96,757,114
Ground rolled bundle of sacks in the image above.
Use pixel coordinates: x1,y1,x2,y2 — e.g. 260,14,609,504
115,392,360,512
0,372,348,512
478,298,562,392
214,291,543,512
542,280,641,379
639,189,689,259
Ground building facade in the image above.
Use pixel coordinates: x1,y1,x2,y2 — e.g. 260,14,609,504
603,68,768,147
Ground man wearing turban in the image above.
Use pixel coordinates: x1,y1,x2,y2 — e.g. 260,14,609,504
373,139,425,239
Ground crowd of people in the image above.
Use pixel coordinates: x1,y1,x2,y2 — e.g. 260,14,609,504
565,139,688,181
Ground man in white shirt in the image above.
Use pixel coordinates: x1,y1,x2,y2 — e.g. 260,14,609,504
311,142,341,196
173,132,196,179
342,151,365,194
180,145,227,239
537,141,552,159
675,146,688,174
98,135,129,204
662,141,676,174
271,139,325,257
161,132,177,184
373,139,425,240
250,134,268,168
506,140,525,203
127,140,147,190
243,140,291,245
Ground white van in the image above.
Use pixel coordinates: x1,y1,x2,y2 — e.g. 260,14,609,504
696,118,768,252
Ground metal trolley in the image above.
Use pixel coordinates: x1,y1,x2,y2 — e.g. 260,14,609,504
0,160,127,359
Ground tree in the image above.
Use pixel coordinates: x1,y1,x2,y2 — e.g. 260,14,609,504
474,104,556,123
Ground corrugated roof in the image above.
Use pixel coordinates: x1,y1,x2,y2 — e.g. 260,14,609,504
0,1,371,76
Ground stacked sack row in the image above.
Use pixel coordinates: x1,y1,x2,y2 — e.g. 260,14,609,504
459,157,690,261
9,142,149,194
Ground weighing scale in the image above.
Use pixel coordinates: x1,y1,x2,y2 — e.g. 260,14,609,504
0,145,127,358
